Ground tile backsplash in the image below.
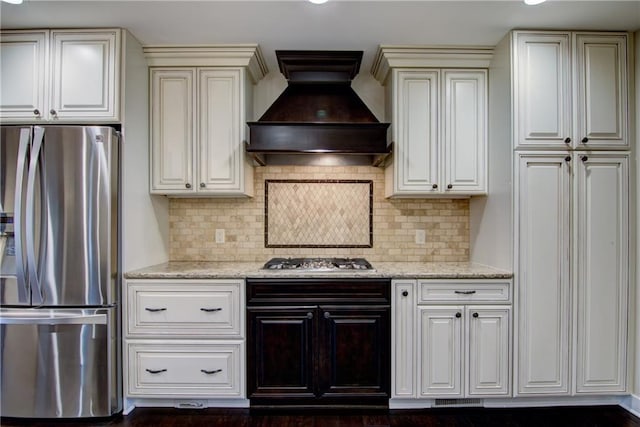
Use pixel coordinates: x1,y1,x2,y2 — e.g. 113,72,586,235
169,166,469,262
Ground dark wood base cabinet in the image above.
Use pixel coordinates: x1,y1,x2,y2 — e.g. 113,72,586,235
246,279,391,408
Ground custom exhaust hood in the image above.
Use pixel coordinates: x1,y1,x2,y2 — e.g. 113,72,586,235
246,51,391,166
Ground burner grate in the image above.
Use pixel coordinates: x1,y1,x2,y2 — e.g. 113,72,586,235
263,257,373,271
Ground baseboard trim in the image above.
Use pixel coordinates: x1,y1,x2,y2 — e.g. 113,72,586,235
125,398,250,412
619,394,640,418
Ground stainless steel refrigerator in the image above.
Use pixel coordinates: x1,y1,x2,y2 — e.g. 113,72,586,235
0,126,121,418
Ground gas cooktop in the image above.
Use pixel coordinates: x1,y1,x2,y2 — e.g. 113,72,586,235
263,257,374,271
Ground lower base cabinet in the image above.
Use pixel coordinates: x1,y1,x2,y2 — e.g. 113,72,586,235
392,279,512,401
124,279,246,405
246,278,391,407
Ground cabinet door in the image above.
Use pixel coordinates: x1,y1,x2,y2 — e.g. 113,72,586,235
392,280,416,398
246,307,315,401
0,31,48,122
516,153,571,395
467,306,510,396
514,32,572,149
318,306,390,402
574,33,628,149
150,69,196,193
442,69,487,194
198,68,246,194
392,69,439,194
418,306,463,397
49,30,120,121
575,153,628,393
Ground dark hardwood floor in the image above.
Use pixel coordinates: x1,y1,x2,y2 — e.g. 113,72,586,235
2,406,640,427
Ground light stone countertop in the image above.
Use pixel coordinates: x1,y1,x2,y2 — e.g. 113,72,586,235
124,261,512,280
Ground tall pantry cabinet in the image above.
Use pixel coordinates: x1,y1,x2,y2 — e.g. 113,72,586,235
493,31,632,397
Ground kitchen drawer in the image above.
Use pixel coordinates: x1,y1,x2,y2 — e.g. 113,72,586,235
418,280,511,304
127,340,243,397
127,280,244,337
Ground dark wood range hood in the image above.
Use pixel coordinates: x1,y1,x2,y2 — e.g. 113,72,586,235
246,51,391,166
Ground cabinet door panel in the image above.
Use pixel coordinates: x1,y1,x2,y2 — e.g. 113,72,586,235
467,306,510,396
514,32,571,148
443,70,486,193
0,31,48,121
394,70,439,193
392,281,415,397
150,69,195,193
318,306,390,399
574,34,628,148
575,153,628,392
198,68,243,192
50,30,120,121
516,154,571,395
247,308,315,399
418,306,462,397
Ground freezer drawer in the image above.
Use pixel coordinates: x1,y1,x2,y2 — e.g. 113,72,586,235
0,307,121,418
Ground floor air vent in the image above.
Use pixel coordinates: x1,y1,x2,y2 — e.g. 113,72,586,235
434,398,483,407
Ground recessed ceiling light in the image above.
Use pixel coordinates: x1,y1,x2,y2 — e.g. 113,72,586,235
309,0,329,4
524,0,546,5
1,0,24,4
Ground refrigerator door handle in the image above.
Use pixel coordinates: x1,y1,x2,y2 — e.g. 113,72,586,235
0,312,107,325
25,127,45,305
13,128,31,304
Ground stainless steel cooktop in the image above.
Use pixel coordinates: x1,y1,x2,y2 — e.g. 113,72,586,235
262,257,374,271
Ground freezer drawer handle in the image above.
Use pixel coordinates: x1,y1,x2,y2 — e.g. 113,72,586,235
145,307,167,312
454,290,476,295
201,369,222,375
145,368,167,374
200,307,223,312
0,313,107,325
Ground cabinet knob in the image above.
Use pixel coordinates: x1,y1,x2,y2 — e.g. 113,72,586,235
564,137,571,144
455,312,462,318
402,290,409,297
33,109,41,117
185,183,192,189
200,182,206,188
581,137,589,143
447,184,453,190
432,184,438,189
49,109,57,117
565,156,571,162
581,155,588,162
306,312,313,319
472,312,479,318
324,312,331,319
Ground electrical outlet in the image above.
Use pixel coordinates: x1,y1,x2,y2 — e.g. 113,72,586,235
215,229,225,244
415,229,426,245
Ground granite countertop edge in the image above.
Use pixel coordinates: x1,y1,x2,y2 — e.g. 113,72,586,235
124,261,513,280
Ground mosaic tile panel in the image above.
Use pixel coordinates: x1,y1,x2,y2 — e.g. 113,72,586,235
265,180,372,248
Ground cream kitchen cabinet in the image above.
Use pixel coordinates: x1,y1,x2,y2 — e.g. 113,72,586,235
515,152,629,396
124,279,247,405
382,68,487,197
513,31,629,150
146,45,267,197
0,29,121,122
391,279,512,405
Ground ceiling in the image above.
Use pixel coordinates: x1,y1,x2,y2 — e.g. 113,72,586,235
2,0,639,73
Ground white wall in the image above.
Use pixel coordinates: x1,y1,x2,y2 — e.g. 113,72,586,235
121,31,169,272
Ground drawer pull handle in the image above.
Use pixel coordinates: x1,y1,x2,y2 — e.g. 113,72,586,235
201,369,222,375
145,368,167,374
200,307,223,312
145,307,167,312
454,290,476,295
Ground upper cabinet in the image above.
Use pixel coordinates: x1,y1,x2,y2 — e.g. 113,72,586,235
145,45,267,197
513,31,628,150
0,29,121,123
372,46,491,197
